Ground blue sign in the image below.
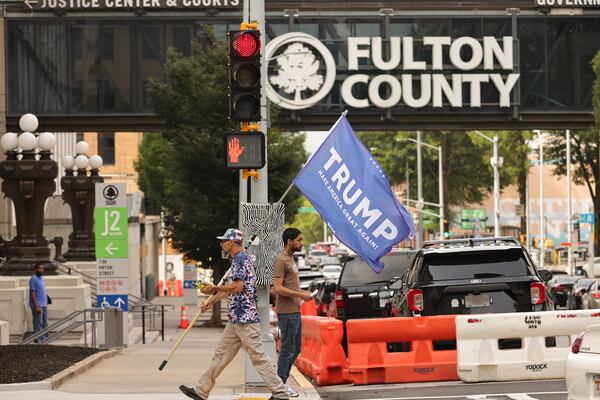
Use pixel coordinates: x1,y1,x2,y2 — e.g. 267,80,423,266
579,213,595,224
294,115,415,273
97,294,128,311
183,280,196,289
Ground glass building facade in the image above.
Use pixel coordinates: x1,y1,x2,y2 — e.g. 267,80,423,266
5,12,600,128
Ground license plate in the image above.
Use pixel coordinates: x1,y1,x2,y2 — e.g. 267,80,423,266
594,375,600,397
465,294,491,308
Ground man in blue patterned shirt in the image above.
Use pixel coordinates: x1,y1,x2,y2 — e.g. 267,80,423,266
179,228,289,400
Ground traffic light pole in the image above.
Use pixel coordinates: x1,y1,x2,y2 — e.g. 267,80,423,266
241,0,276,386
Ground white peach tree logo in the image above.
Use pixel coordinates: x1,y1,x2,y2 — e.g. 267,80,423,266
269,43,324,102
266,32,336,111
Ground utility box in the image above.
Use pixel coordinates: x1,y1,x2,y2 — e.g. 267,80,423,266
104,308,124,348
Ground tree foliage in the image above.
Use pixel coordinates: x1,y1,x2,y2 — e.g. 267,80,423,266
136,32,306,265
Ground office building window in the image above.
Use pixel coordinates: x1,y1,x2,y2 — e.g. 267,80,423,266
98,132,115,165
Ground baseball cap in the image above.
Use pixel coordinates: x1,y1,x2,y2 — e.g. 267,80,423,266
216,228,245,243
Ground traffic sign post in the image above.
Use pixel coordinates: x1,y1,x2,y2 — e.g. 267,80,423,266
95,183,128,346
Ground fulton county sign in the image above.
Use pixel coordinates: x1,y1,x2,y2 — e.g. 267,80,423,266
266,33,519,111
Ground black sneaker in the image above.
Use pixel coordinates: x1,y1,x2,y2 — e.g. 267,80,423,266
268,396,290,400
179,385,206,400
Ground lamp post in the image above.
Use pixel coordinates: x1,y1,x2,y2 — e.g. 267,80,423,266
396,137,444,240
61,141,104,261
473,131,503,237
0,114,58,276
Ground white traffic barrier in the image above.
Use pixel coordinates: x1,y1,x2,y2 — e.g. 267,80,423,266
456,309,600,382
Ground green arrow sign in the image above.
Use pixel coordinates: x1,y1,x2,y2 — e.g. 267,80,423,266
96,239,129,258
95,207,128,240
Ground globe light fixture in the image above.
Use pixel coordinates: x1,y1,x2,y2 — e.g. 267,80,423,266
89,155,103,170
76,140,89,156
62,155,75,170
19,113,39,133
38,132,57,151
17,132,37,151
75,154,89,170
0,132,18,152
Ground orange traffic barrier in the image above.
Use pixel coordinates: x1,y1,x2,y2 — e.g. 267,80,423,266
345,315,458,385
166,280,183,296
300,299,317,316
295,316,348,386
179,305,190,329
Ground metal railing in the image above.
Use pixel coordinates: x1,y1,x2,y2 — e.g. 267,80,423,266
21,308,104,347
130,304,174,344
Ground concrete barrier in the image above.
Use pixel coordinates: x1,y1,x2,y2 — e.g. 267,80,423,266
0,320,9,345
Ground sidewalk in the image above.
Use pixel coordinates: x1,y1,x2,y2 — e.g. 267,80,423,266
1,296,320,400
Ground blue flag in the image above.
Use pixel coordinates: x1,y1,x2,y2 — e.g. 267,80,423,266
293,114,416,273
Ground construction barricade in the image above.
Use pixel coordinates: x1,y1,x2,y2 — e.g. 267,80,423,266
300,299,317,316
345,315,458,384
456,309,600,382
295,316,348,385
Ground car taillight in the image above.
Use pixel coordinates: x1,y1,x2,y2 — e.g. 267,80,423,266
530,282,546,305
572,333,585,354
335,290,344,308
407,289,423,311
593,292,600,299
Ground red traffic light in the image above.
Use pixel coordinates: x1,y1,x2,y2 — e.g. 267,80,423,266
233,32,260,58
225,132,265,169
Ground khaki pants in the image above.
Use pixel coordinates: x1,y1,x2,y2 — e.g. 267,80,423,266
195,322,288,399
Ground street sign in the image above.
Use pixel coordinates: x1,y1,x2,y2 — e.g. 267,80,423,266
97,294,129,312
97,258,128,278
461,208,487,230
298,206,317,214
95,182,129,346
580,213,595,224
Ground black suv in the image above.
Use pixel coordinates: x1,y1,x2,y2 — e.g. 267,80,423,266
387,237,553,317
332,250,417,321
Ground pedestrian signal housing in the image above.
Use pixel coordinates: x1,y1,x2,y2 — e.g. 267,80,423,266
225,131,265,169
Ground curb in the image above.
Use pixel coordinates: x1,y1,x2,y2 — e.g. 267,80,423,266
290,366,321,400
48,349,121,389
0,381,52,392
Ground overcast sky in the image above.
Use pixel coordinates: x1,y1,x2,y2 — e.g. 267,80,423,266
303,131,329,156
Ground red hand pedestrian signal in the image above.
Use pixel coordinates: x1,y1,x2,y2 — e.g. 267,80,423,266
228,137,245,163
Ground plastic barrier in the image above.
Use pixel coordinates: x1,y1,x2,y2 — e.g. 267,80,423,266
345,316,458,384
300,299,317,316
165,280,183,296
295,316,348,385
456,309,600,382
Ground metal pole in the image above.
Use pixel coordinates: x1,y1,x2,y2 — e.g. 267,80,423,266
567,130,573,275
161,305,165,341
438,146,444,240
141,306,146,345
161,211,167,296
493,135,501,237
406,160,410,203
526,170,531,253
323,221,327,242
417,131,423,247
539,131,545,270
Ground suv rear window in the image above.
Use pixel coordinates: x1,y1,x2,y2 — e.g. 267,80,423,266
340,252,416,286
420,248,531,281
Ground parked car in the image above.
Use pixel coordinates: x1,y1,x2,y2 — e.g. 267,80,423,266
567,278,596,310
294,252,311,272
387,237,553,317
322,265,342,280
331,250,417,321
566,324,600,400
306,250,327,269
548,275,579,309
318,256,341,268
582,280,600,309
330,247,350,261
298,270,324,290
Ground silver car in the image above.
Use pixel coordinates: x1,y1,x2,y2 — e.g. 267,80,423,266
582,279,600,309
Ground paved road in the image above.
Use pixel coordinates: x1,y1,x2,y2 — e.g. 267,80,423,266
317,379,567,400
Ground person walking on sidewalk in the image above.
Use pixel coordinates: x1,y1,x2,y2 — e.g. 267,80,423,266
29,262,49,343
273,228,314,397
179,228,289,400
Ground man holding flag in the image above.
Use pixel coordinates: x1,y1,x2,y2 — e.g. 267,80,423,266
294,112,415,272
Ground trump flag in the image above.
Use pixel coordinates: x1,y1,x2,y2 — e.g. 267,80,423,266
293,114,416,273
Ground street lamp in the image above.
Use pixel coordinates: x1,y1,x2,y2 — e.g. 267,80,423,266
396,137,444,241
473,131,503,237
61,141,104,261
0,114,58,276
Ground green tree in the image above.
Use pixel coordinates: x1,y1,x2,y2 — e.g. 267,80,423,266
290,197,326,245
544,51,600,254
136,31,306,322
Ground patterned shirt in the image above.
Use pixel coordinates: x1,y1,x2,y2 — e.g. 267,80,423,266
227,252,260,324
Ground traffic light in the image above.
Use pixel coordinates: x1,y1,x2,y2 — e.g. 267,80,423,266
225,131,265,169
228,30,261,122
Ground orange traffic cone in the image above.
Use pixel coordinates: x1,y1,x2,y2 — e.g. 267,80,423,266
179,305,190,329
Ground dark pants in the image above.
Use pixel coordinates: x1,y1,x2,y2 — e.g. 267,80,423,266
31,306,48,343
277,312,302,384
